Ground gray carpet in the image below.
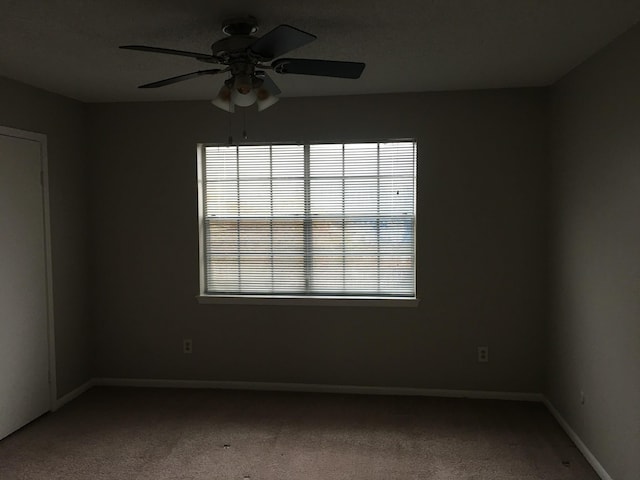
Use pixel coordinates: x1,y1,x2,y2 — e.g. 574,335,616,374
0,387,598,479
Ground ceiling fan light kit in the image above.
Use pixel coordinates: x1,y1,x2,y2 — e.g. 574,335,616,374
120,16,365,113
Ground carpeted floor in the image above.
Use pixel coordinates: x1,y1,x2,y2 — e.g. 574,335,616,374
0,387,598,479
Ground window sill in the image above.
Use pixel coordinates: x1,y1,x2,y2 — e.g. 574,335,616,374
196,295,420,307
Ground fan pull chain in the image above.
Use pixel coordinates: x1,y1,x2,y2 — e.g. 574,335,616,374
242,110,248,140
227,106,233,145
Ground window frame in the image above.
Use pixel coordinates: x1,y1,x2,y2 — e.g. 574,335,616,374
196,140,419,307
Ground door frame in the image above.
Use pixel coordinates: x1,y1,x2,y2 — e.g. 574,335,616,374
0,125,56,410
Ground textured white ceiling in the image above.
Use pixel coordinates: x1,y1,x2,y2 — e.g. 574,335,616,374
0,0,639,102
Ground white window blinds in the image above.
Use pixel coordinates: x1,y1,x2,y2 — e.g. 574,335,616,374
201,141,416,298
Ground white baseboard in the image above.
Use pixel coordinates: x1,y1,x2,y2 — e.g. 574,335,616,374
542,397,612,480
92,377,542,402
53,379,94,411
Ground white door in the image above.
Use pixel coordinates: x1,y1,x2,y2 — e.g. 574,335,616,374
0,128,52,440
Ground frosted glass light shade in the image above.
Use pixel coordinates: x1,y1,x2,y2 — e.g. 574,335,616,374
231,88,257,107
256,90,279,111
211,86,234,112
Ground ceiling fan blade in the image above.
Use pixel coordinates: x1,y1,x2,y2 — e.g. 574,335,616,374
249,25,316,60
138,69,224,88
120,45,220,63
272,58,365,79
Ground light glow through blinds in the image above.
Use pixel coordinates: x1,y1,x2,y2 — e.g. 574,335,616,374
202,141,416,297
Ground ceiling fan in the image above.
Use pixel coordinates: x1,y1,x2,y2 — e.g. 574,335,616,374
120,16,366,112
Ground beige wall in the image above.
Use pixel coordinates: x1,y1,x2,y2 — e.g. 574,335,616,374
88,89,549,392
548,24,640,479
0,76,91,398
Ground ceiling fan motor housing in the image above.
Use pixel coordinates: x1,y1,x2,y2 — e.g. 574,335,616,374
210,36,258,60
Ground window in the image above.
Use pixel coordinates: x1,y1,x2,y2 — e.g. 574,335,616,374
197,141,416,304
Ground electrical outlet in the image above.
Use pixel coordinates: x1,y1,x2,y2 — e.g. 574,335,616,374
183,339,193,354
477,346,489,363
